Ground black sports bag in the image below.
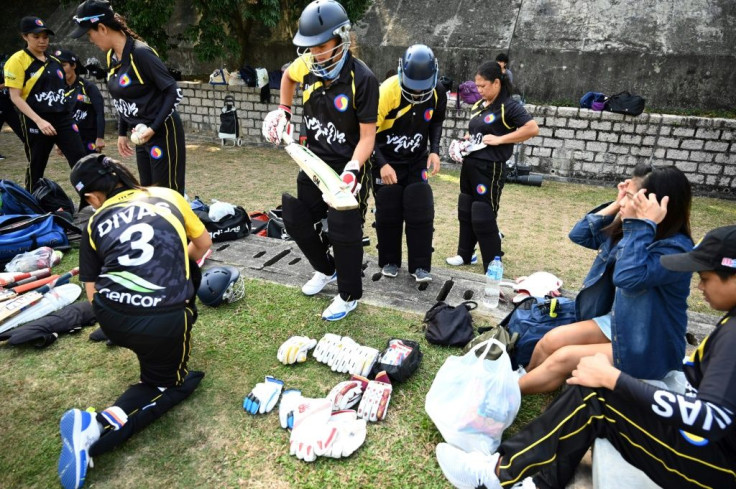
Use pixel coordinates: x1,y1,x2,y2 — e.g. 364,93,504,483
606,91,646,116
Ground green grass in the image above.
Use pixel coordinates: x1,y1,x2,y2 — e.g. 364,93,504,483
0,128,733,487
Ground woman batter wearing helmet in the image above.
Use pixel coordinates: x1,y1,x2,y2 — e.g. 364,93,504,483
446,61,539,273
372,44,447,283
262,0,379,321
56,154,211,489
56,49,106,154
4,16,86,191
70,0,187,194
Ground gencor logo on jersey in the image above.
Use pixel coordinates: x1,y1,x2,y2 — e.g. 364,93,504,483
97,287,164,307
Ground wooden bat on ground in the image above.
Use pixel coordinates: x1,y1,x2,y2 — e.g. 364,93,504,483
0,273,59,303
0,268,51,287
0,270,53,302
0,268,79,324
281,124,359,211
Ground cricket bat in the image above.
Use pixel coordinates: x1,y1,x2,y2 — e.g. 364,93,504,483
0,270,53,303
281,124,359,211
0,284,82,334
0,268,51,287
0,268,79,324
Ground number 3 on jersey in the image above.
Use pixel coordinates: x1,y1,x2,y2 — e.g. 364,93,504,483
118,223,155,267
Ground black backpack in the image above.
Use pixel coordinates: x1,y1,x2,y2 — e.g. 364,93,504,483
606,91,646,116
32,178,75,219
423,301,477,347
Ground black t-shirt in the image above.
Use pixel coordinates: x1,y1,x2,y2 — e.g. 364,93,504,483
80,187,206,312
684,309,736,414
287,51,379,169
374,75,447,166
65,77,105,140
467,96,532,162
3,49,68,114
106,37,181,134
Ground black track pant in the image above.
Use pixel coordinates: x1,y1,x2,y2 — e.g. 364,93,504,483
135,111,186,195
19,112,85,192
89,297,201,456
456,155,505,269
497,385,736,489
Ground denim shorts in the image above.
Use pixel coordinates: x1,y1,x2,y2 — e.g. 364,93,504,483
593,313,612,341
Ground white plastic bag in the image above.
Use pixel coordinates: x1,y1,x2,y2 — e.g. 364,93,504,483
425,339,521,454
5,247,63,272
209,68,229,85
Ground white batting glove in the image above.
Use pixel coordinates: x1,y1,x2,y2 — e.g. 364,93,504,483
289,398,335,462
278,389,303,429
320,410,367,459
262,104,292,144
351,346,379,377
339,160,361,196
357,371,392,422
333,337,359,372
327,375,369,411
243,376,284,414
314,333,341,363
448,139,469,163
327,336,356,369
277,336,317,365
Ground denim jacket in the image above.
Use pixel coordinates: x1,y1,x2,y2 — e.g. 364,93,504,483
569,205,693,379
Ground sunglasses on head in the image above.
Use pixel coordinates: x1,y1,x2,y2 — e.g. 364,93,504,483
73,13,106,24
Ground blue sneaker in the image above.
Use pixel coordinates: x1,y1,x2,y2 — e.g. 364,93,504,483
58,409,101,489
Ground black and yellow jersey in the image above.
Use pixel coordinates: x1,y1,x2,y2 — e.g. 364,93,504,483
467,96,533,162
3,49,68,114
79,187,206,311
106,37,182,135
374,74,447,167
65,76,105,140
287,50,378,169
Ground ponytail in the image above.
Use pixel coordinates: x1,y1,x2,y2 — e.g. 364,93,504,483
88,156,142,196
476,60,514,100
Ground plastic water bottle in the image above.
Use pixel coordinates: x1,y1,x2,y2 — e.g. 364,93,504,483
483,256,503,309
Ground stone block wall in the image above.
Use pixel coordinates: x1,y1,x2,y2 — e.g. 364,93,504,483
95,81,735,197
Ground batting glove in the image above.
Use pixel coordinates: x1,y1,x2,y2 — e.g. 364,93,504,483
314,333,341,363
448,139,469,163
278,389,303,429
340,160,361,196
243,376,284,414
326,335,356,369
327,374,369,411
262,104,292,144
320,410,367,459
277,336,317,365
351,346,380,377
289,398,335,462
332,336,359,372
357,371,392,422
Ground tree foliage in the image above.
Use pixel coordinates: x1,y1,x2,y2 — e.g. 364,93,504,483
112,0,372,67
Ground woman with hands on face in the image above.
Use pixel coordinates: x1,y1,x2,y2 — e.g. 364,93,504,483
518,165,694,395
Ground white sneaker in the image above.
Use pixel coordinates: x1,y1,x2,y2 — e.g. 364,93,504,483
58,409,101,489
436,443,501,489
301,271,337,295
445,254,478,266
322,294,358,321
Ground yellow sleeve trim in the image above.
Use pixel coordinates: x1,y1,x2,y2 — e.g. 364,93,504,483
288,53,310,83
130,56,144,85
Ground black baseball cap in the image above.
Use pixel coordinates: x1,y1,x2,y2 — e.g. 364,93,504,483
53,49,78,64
661,225,736,273
70,0,115,38
70,153,115,197
20,16,55,35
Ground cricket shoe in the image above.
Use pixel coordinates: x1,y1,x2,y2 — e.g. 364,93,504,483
58,408,101,489
302,271,337,296
436,443,500,489
322,294,358,321
411,268,432,282
445,254,478,266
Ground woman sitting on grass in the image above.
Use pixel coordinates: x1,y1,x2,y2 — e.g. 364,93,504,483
519,165,694,394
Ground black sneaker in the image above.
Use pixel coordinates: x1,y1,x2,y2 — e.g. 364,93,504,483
381,263,399,277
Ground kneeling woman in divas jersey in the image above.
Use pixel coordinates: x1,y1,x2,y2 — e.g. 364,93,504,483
71,0,186,194
56,154,210,489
